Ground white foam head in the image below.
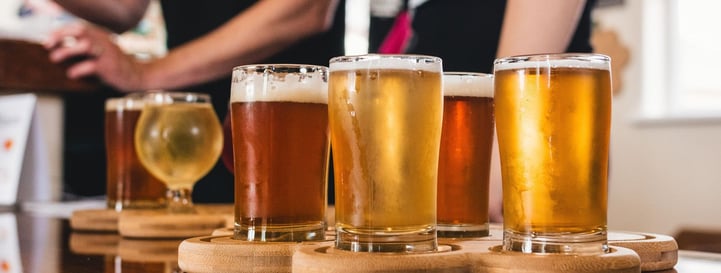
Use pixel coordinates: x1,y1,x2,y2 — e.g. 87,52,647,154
443,72,493,98
494,53,610,71
105,95,145,111
231,65,328,104
329,54,442,72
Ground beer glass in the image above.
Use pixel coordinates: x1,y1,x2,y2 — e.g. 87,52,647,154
329,54,443,252
105,95,166,210
134,92,223,213
437,72,494,238
230,64,329,242
494,53,612,254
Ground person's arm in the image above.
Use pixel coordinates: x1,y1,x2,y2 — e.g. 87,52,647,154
141,0,339,91
45,0,339,92
496,0,586,58
53,0,149,33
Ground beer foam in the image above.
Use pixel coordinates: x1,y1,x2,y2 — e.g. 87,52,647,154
105,96,145,110
230,66,328,104
329,54,442,72
494,54,610,71
443,73,494,98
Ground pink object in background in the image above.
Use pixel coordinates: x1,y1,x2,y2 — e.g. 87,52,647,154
378,10,412,54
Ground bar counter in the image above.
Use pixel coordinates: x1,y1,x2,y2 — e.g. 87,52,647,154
0,204,717,273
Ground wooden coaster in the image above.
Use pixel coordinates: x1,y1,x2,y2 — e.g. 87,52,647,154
471,245,641,273
68,232,120,255
608,231,678,271
482,225,678,271
118,207,231,239
70,209,119,232
293,244,467,273
178,235,330,273
117,238,182,262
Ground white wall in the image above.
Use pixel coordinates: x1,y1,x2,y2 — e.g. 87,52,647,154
596,1,721,236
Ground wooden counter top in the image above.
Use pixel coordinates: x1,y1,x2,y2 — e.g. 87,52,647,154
0,38,101,93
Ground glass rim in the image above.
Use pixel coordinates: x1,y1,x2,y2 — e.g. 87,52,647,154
493,53,610,72
495,53,609,63
232,64,328,74
142,91,212,104
105,95,145,110
329,53,442,64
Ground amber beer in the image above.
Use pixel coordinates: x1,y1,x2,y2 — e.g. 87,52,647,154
230,65,329,242
437,73,494,238
105,97,166,210
494,54,612,254
329,55,443,252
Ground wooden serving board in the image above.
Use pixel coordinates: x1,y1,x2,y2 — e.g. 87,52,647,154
70,204,233,237
68,232,120,255
608,231,678,271
118,207,232,239
178,235,331,273
293,244,467,273
118,238,183,262
70,209,119,232
178,225,677,273
470,245,640,273
471,225,678,271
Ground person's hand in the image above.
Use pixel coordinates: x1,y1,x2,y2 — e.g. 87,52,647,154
44,23,146,92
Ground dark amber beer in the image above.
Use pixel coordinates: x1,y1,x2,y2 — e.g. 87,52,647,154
330,55,443,252
437,72,494,238
230,65,329,242
105,96,166,210
494,54,612,254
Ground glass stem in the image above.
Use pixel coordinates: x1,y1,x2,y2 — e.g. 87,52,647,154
167,187,195,214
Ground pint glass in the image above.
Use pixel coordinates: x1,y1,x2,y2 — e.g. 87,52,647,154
231,64,329,242
329,55,443,252
494,53,612,254
437,72,494,238
105,95,166,210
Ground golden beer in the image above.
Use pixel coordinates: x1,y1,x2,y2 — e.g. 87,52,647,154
230,65,329,242
134,92,223,213
105,97,166,210
329,55,443,252
437,73,494,238
494,54,611,254
135,103,223,190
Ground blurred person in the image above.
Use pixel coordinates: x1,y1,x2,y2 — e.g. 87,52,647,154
370,0,596,222
46,0,345,202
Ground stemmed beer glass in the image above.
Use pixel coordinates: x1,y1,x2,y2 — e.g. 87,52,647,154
134,92,223,213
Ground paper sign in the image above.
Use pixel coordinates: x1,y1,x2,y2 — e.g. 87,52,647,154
0,94,36,206
0,213,21,273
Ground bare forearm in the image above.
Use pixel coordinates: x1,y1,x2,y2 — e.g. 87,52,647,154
496,0,586,58
53,0,149,33
137,0,337,92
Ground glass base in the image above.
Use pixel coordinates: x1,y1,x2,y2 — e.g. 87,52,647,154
166,188,195,214
503,228,609,255
437,223,489,238
335,225,438,253
234,222,326,242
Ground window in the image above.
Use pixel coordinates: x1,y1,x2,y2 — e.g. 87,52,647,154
642,0,721,119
